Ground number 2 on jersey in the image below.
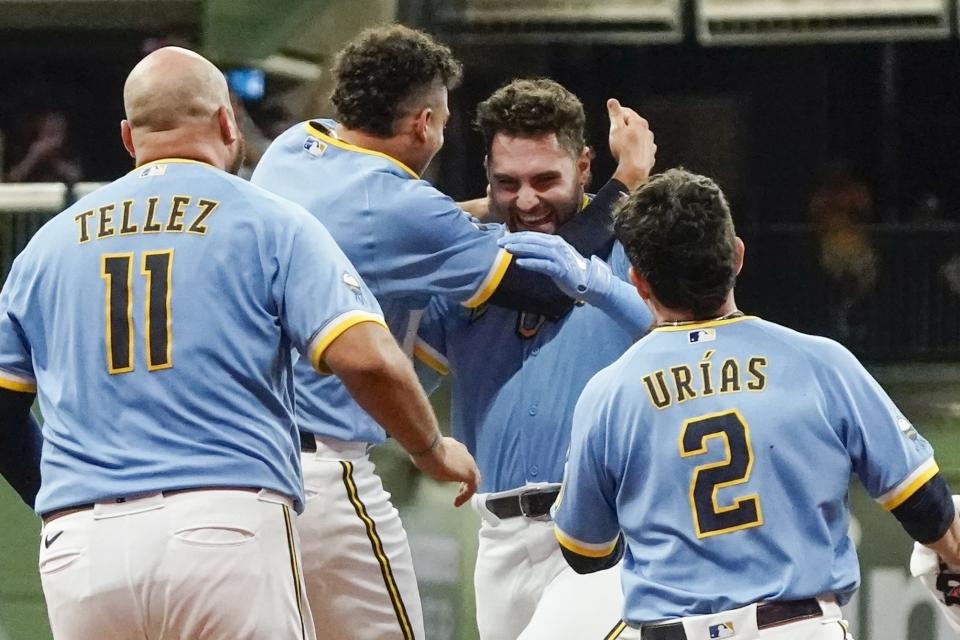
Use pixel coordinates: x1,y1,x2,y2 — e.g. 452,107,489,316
679,409,763,538
101,250,174,374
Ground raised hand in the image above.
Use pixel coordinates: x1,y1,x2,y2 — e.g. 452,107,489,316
607,98,657,191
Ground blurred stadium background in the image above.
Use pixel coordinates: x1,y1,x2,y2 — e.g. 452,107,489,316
2,0,960,638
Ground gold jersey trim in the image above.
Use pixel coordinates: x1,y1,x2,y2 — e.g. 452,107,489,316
308,311,388,374
129,158,216,173
653,315,758,333
413,339,449,376
462,248,512,309
0,372,36,393
879,457,939,510
302,122,420,179
553,525,619,559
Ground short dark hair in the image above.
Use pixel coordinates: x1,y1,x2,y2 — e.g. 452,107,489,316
614,169,738,318
475,78,586,157
331,25,463,137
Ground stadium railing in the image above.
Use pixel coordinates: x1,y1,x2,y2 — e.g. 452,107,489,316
0,182,104,283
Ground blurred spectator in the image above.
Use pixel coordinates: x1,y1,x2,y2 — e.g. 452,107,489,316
810,161,878,340
6,111,82,183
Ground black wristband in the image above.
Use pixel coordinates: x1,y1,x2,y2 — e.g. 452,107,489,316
891,473,956,544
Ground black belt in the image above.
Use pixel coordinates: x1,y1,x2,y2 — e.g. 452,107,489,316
300,430,317,453
639,599,823,640
486,487,560,520
41,487,264,525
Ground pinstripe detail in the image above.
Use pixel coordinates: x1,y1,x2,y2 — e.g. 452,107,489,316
604,621,627,639
340,461,415,639
282,504,307,640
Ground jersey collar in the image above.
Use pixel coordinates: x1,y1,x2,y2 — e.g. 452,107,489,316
652,314,757,332
303,121,420,180
129,158,216,174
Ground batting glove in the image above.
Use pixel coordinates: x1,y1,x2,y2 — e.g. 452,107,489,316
498,232,613,304
498,232,653,336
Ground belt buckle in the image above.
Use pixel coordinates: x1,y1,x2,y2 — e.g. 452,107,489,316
518,487,552,522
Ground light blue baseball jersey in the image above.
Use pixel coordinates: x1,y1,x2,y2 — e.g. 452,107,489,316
552,315,938,623
251,120,512,444
415,242,651,493
0,159,384,515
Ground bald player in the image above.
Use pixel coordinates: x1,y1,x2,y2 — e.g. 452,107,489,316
0,47,477,639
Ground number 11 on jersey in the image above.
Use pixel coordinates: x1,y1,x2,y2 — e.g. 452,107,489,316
100,250,174,374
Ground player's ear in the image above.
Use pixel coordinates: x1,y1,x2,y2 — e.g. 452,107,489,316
577,146,591,186
411,107,431,143
734,237,745,275
629,266,651,300
217,105,238,146
120,120,136,159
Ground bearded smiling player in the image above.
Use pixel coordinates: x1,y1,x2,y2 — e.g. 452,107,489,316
415,78,655,640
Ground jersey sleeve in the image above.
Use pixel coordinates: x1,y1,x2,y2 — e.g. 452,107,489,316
609,242,633,282
278,212,385,373
377,178,512,308
552,373,622,559
413,297,449,395
0,255,38,393
823,342,938,511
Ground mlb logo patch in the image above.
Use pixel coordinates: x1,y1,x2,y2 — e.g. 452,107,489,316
138,164,166,178
303,136,327,157
342,272,363,301
896,415,918,441
708,621,735,639
689,328,716,344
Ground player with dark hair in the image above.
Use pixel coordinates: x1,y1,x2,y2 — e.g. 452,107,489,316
0,46,478,638
252,24,654,640
552,168,960,639
414,77,655,639
330,25,464,138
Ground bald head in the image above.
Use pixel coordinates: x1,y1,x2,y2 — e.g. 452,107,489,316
124,47,230,131
121,47,244,172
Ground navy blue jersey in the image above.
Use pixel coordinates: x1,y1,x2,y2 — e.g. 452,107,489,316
0,159,383,514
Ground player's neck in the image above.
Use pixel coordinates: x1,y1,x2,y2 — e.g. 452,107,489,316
132,131,228,171
335,124,421,175
653,293,739,327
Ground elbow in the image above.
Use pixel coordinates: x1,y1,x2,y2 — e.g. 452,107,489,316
558,534,624,574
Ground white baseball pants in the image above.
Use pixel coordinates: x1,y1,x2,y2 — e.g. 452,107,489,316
609,598,853,640
298,438,425,640
39,488,314,640
473,493,624,640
